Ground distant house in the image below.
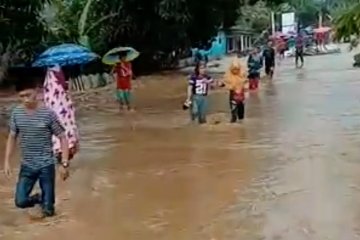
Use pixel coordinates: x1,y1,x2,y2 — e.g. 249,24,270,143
222,26,255,54
182,26,255,67
192,27,255,60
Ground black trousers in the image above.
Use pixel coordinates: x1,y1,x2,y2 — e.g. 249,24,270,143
295,49,304,66
229,91,245,122
265,62,274,77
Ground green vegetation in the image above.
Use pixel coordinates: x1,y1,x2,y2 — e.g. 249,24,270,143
1,0,359,82
333,1,360,48
1,0,244,80
0,0,47,81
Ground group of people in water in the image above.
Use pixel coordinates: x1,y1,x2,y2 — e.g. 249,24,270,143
183,40,283,124
2,39,298,219
112,38,305,125
276,34,305,67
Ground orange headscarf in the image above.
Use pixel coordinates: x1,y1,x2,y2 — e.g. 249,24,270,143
223,58,247,92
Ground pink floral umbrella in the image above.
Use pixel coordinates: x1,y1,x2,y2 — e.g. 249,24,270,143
270,31,286,39
43,66,79,159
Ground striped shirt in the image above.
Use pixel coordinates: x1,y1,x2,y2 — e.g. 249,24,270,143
9,105,64,169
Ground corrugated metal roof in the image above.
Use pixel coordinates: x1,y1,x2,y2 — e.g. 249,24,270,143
223,25,256,35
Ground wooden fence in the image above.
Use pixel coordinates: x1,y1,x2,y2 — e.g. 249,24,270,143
69,73,114,92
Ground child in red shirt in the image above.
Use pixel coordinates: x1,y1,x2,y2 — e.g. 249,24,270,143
114,55,134,111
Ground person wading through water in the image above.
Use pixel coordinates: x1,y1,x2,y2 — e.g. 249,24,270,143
247,47,263,91
43,66,79,163
184,62,214,124
263,41,276,79
295,34,304,68
4,79,70,219
221,58,248,123
113,52,140,112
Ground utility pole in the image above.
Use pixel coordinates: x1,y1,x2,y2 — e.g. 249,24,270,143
319,0,325,28
271,11,275,36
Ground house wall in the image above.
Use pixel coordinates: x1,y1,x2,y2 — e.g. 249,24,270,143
191,30,227,62
207,30,227,59
189,29,254,63
226,34,253,53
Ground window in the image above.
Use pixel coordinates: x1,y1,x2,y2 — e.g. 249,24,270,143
227,37,234,52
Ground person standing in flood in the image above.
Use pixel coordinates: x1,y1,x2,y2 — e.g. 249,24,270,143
277,37,286,60
263,41,276,79
247,47,263,90
43,66,79,163
295,34,304,68
222,58,247,123
113,52,135,112
185,62,214,124
3,80,70,218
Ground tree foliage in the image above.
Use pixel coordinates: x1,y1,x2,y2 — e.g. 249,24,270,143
0,0,48,83
3,0,290,76
40,0,242,72
237,1,271,33
333,2,360,49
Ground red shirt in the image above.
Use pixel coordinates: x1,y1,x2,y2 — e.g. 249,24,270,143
115,62,132,90
233,89,245,103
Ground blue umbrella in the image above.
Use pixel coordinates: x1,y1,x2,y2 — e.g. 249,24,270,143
32,43,99,67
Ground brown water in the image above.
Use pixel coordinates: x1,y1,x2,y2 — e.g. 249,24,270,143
2,51,360,240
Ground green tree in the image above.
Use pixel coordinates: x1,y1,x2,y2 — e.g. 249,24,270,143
0,0,47,83
333,2,360,49
39,0,119,49
237,1,271,33
38,0,242,71
90,0,241,71
4,0,243,74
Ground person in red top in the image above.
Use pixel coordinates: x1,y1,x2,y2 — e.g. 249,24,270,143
278,38,286,60
113,53,135,111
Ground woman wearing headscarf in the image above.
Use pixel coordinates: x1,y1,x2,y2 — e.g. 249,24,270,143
247,47,263,90
221,58,248,123
43,66,79,163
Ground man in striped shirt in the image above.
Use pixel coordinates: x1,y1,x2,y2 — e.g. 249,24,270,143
3,80,70,218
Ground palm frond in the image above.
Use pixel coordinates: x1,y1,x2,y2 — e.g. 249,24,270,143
78,0,94,36
84,13,119,35
334,3,360,41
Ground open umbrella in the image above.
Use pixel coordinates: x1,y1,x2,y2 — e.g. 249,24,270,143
313,27,331,33
32,43,98,67
102,47,139,65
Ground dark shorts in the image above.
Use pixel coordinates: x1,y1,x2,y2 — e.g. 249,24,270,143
248,72,260,79
265,64,274,75
295,48,303,56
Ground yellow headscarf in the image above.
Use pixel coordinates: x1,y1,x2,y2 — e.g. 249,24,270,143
223,57,247,92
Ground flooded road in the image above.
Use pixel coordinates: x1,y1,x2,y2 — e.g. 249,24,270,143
2,50,360,239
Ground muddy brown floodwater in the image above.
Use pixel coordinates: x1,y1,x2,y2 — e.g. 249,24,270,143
2,50,360,240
